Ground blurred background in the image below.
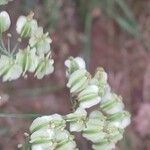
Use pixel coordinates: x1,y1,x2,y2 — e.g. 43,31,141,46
0,0,150,149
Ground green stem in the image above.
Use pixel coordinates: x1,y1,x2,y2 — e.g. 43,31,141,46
7,84,63,97
0,46,10,56
0,112,40,119
7,35,11,53
0,36,11,56
11,38,21,54
0,38,7,50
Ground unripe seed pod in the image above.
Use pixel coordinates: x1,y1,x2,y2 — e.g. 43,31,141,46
16,13,37,38
29,27,52,55
0,11,11,34
66,108,87,132
78,85,101,109
34,55,54,79
0,55,22,81
92,139,115,150
104,124,124,143
30,114,77,150
67,69,89,93
107,111,131,129
82,111,106,143
30,128,54,144
100,93,124,114
65,57,86,75
30,114,65,133
90,67,108,97
16,47,38,76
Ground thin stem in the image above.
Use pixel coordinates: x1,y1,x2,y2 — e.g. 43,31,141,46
0,37,7,51
0,112,40,119
0,46,10,56
7,33,11,53
8,84,62,97
11,38,21,54
0,36,10,56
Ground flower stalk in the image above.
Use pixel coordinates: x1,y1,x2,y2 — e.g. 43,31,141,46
0,9,131,150
25,57,131,150
0,11,54,81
